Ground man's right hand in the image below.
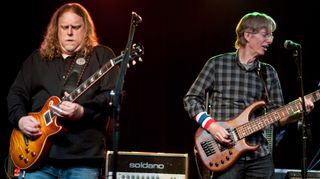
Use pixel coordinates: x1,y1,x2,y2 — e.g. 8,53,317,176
18,116,42,138
207,122,232,145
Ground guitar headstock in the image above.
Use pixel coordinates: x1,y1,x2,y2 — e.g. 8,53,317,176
127,43,144,68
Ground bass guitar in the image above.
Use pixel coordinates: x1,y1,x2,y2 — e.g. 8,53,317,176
195,89,320,172
9,43,144,170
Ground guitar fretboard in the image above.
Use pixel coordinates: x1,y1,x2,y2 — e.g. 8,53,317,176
236,89,320,139
61,44,143,103
63,58,117,102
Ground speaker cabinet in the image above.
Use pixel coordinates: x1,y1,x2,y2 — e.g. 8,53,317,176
105,151,188,179
275,169,320,179
286,171,320,179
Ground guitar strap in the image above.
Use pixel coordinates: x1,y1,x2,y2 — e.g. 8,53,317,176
256,62,270,104
63,56,90,94
256,62,275,155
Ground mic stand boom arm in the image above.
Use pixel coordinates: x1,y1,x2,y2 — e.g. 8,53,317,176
109,12,142,179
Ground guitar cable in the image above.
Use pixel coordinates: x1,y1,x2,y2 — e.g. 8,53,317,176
194,146,205,179
4,154,20,179
194,146,214,179
194,90,214,179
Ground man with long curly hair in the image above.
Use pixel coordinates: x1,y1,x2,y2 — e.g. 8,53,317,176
7,3,119,178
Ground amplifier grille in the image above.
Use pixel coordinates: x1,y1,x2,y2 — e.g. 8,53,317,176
105,151,188,179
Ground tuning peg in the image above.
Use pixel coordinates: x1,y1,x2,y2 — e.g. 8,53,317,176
138,57,143,62
127,63,130,68
132,60,136,66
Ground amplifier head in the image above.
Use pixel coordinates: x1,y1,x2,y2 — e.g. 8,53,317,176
105,151,188,179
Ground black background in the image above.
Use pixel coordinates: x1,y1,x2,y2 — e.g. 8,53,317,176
1,0,319,178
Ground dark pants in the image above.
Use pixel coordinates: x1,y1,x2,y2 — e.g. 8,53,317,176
210,154,274,179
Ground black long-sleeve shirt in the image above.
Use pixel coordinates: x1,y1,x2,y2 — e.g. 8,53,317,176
7,45,119,164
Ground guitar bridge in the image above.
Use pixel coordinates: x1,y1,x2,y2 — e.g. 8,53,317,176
200,140,216,157
23,135,29,146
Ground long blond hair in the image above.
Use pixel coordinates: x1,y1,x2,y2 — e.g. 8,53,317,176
40,3,99,60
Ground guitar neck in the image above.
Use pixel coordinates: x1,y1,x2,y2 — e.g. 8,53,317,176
236,89,320,139
62,57,120,102
61,44,143,103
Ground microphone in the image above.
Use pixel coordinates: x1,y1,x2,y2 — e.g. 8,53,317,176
284,40,301,50
132,11,142,24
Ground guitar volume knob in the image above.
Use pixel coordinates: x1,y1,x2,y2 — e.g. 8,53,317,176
24,158,29,163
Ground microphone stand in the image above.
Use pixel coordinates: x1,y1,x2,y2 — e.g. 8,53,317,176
292,45,311,179
109,12,142,179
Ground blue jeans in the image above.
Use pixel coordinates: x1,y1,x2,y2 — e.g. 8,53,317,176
212,154,274,179
19,164,100,179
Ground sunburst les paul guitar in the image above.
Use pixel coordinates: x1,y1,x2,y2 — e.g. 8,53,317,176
9,44,144,170
195,89,320,173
